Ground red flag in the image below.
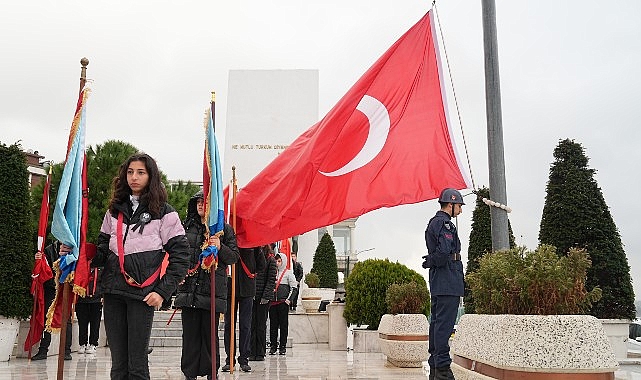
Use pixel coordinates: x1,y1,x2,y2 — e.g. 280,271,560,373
223,185,230,223
235,11,470,247
279,238,292,270
24,169,54,351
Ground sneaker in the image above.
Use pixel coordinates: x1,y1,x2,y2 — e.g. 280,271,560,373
268,347,277,355
221,364,230,372
278,348,286,355
146,347,153,354
31,350,48,361
78,344,87,354
240,364,252,372
86,345,97,354
64,353,72,360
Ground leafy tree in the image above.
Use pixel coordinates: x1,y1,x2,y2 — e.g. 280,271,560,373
167,180,202,221
86,140,139,242
464,186,516,313
310,232,339,288
539,139,635,319
0,142,35,318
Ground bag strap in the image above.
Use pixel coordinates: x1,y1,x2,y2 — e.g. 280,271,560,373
117,213,162,288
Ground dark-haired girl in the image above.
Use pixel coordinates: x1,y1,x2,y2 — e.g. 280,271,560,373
93,153,190,380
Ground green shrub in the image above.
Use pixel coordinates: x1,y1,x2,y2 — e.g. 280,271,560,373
386,281,429,315
310,232,338,288
466,245,601,315
0,142,35,319
343,258,428,329
304,272,320,288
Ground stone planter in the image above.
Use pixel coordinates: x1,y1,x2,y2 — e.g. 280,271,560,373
0,316,20,362
300,288,323,313
451,314,618,379
353,328,381,353
378,314,429,367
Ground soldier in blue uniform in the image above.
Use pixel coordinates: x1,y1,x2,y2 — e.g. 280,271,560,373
422,188,465,380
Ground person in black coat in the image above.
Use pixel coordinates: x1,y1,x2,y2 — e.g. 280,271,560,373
76,265,103,354
31,241,72,361
249,245,277,361
222,245,266,373
174,191,239,380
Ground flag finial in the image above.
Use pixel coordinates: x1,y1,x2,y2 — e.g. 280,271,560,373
211,91,216,103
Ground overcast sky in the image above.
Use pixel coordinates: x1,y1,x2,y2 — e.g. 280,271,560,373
2,1,640,299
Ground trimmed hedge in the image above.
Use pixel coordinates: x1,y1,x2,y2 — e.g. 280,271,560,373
310,232,338,288
343,258,429,329
0,142,35,319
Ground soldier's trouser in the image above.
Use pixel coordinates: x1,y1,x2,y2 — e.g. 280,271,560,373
428,295,459,369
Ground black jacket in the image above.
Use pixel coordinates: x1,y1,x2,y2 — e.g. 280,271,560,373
174,220,239,312
94,199,190,302
227,247,266,299
255,251,277,302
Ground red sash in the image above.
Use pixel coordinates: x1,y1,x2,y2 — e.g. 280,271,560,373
274,269,287,292
239,256,256,279
117,213,162,288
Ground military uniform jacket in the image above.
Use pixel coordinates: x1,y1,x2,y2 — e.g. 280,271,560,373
423,210,464,296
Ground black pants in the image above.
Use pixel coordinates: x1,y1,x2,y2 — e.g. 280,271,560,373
428,295,459,368
76,302,102,346
290,287,299,310
103,293,154,380
39,286,71,354
224,296,253,366
268,302,289,349
249,299,269,357
181,307,220,377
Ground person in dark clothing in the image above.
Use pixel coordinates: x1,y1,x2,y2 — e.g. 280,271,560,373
249,245,277,361
76,266,103,354
221,246,265,373
421,188,465,380
93,153,190,380
174,191,239,380
269,253,297,356
290,251,303,312
31,241,73,361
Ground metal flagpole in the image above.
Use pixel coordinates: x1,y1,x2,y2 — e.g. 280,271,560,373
57,56,88,380
229,167,237,374
210,91,218,379
481,0,510,251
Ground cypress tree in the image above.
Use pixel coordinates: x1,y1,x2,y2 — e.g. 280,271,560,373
311,232,339,288
464,186,516,313
0,142,35,319
539,139,635,319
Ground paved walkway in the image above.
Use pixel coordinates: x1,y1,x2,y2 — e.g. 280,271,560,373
4,344,641,379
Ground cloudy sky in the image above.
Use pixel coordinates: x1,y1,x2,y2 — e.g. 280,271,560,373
2,1,640,298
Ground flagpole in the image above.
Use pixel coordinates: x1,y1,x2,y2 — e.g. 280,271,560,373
209,91,217,379
229,167,237,374
57,56,88,380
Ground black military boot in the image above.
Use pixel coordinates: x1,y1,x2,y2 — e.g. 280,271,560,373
434,366,455,380
429,367,435,380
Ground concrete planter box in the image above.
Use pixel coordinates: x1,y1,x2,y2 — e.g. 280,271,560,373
0,316,19,362
451,314,618,379
353,328,381,353
378,314,429,367
599,319,629,362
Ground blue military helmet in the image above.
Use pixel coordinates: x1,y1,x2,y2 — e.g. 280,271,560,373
438,188,465,205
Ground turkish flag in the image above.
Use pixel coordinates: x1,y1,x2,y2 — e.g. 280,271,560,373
235,11,470,247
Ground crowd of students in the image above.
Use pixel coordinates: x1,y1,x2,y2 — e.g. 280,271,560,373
32,153,303,380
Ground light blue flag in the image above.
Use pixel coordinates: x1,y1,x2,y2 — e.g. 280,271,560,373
51,90,88,283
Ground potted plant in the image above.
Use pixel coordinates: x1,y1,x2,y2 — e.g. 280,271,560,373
378,282,430,367
300,272,322,313
343,258,427,352
310,233,339,302
451,245,617,378
0,143,35,361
